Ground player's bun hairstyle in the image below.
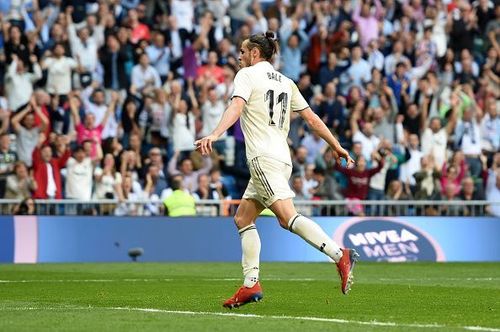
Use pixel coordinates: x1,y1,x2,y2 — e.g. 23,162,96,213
246,30,279,62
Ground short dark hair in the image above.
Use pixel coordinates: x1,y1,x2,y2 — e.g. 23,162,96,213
246,31,279,62
171,176,184,191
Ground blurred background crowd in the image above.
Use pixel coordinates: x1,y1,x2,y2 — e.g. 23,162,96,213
0,0,499,216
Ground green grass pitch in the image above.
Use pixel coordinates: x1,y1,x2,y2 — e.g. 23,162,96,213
0,262,499,331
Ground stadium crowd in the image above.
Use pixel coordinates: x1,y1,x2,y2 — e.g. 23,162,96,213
0,0,499,217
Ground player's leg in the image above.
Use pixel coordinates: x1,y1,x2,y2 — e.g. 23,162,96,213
234,198,265,288
223,183,265,309
269,198,343,263
269,198,359,294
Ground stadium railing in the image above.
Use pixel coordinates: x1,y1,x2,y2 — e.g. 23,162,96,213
0,199,499,217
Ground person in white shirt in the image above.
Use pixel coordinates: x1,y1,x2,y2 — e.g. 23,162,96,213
384,41,410,76
421,93,459,169
480,97,500,155
4,54,42,111
454,108,483,177
42,43,79,96
66,7,101,78
145,89,171,146
195,31,357,306
93,153,123,201
200,86,226,139
65,146,94,200
399,134,424,190
486,169,500,217
145,32,170,82
171,82,199,154
131,53,162,94
350,116,380,163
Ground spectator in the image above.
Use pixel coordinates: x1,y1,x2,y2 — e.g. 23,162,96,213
318,52,345,88
413,155,441,201
170,81,198,154
480,97,499,157
147,88,172,147
314,82,345,135
93,153,123,201
291,146,308,176
65,146,94,200
11,99,49,167
145,32,170,83
440,152,468,197
69,91,117,160
32,133,71,199
66,6,102,83
399,134,424,193
144,163,167,197
163,175,196,216
334,155,384,200
352,0,383,50
199,85,226,148
42,43,79,97
291,174,309,199
114,173,154,216
301,132,326,165
81,83,119,141
0,133,17,197
421,93,458,168
486,169,500,217
208,168,230,200
459,176,485,216
384,41,410,76
5,54,41,111
311,167,343,201
131,53,161,94
196,51,225,84
168,150,213,193
350,112,380,163
344,46,372,91
4,161,36,199
385,180,412,215
454,107,483,177
12,197,36,215
99,34,129,91
279,19,309,82
128,9,151,44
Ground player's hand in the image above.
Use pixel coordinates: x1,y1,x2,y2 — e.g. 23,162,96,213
334,147,355,167
194,135,217,156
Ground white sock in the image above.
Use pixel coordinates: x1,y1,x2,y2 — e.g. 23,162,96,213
288,214,343,263
239,224,261,288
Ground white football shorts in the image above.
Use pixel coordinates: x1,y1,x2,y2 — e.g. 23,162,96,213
243,156,295,207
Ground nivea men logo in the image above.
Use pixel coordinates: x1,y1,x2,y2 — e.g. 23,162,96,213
333,218,445,262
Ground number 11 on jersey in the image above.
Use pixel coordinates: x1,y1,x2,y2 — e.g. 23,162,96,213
265,89,288,129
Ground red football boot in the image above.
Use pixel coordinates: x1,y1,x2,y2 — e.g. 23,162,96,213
222,282,263,309
336,248,359,295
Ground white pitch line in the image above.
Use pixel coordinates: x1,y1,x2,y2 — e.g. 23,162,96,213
2,306,499,332
0,277,498,284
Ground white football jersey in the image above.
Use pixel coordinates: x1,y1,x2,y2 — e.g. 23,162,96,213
232,61,309,166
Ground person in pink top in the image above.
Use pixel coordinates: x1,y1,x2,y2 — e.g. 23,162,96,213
440,152,468,197
128,9,151,44
352,0,383,50
69,92,118,159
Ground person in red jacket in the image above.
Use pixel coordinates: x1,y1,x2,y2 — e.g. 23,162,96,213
334,153,384,215
32,133,71,200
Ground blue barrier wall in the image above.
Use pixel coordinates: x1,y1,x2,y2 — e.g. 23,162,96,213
1,216,499,263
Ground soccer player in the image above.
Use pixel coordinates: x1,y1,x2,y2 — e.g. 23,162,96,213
195,31,358,309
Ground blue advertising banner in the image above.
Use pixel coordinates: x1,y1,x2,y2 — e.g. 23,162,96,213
0,216,499,263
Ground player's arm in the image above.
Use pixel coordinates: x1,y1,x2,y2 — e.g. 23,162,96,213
299,107,354,167
194,97,245,156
